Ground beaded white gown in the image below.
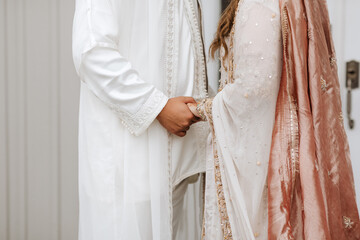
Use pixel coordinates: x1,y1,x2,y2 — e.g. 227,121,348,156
200,0,282,239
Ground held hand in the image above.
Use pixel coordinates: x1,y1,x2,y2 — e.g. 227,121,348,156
157,97,200,137
187,103,201,118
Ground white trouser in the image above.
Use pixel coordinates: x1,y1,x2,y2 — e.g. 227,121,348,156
172,174,204,240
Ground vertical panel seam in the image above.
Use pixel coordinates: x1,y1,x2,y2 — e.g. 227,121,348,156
3,0,9,239
57,0,61,239
49,0,61,238
21,0,28,238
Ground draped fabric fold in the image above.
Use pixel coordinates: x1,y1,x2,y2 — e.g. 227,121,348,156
268,0,360,239
73,0,208,239
200,1,283,239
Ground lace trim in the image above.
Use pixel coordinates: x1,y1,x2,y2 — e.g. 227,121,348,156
166,0,176,236
183,0,208,99
183,1,210,193
107,89,167,135
166,0,177,97
167,132,173,236
83,81,167,136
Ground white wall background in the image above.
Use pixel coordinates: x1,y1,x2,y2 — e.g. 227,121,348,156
0,1,358,240
0,0,79,239
327,0,360,208
202,1,222,93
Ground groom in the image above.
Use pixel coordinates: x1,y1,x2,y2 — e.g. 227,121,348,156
72,0,208,239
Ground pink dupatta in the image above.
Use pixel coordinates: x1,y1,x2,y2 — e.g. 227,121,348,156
268,0,360,239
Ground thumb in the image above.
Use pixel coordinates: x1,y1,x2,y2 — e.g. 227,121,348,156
180,96,196,104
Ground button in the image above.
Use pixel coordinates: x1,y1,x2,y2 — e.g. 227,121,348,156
256,161,261,166
254,232,260,237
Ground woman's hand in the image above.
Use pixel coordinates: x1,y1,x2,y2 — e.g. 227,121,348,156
187,103,201,118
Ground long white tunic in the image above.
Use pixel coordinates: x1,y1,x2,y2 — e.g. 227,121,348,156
201,0,282,239
72,0,208,239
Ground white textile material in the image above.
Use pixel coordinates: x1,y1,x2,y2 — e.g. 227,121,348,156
204,0,282,239
172,175,204,240
72,0,208,239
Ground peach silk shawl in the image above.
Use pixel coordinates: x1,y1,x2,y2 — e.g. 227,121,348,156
267,0,360,239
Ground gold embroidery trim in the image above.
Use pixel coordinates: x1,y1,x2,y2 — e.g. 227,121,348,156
320,76,329,92
339,111,344,126
330,54,337,67
213,138,233,240
197,98,214,122
207,1,244,238
282,5,300,193
343,216,354,229
201,173,206,240
200,97,232,239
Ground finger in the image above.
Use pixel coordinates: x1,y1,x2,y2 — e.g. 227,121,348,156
187,103,196,108
187,104,198,116
180,97,196,104
191,117,201,123
176,131,187,137
189,113,200,122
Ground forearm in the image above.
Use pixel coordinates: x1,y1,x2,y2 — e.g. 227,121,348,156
80,46,168,136
73,0,169,136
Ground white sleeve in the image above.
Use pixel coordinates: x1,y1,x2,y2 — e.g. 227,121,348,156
72,0,168,136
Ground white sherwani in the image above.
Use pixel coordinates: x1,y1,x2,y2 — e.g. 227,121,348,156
72,0,208,239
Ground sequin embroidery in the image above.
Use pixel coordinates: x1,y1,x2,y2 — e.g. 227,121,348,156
320,76,328,92
343,216,354,229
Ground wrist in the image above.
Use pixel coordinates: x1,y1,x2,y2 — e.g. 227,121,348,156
196,99,207,121
156,99,169,120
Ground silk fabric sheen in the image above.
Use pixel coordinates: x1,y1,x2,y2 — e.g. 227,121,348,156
268,0,360,239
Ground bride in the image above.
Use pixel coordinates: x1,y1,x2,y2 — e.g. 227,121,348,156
189,0,360,239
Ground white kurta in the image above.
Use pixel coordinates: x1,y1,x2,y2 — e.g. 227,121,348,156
72,0,208,239
202,0,282,239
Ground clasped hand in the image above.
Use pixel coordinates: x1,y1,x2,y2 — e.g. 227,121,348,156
157,97,200,137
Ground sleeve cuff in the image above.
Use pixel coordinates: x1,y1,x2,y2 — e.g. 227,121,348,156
113,89,168,136
197,98,213,123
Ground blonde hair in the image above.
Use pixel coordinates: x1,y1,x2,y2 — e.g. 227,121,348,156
209,0,238,59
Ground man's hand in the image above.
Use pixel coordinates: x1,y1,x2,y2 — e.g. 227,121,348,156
157,97,200,137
